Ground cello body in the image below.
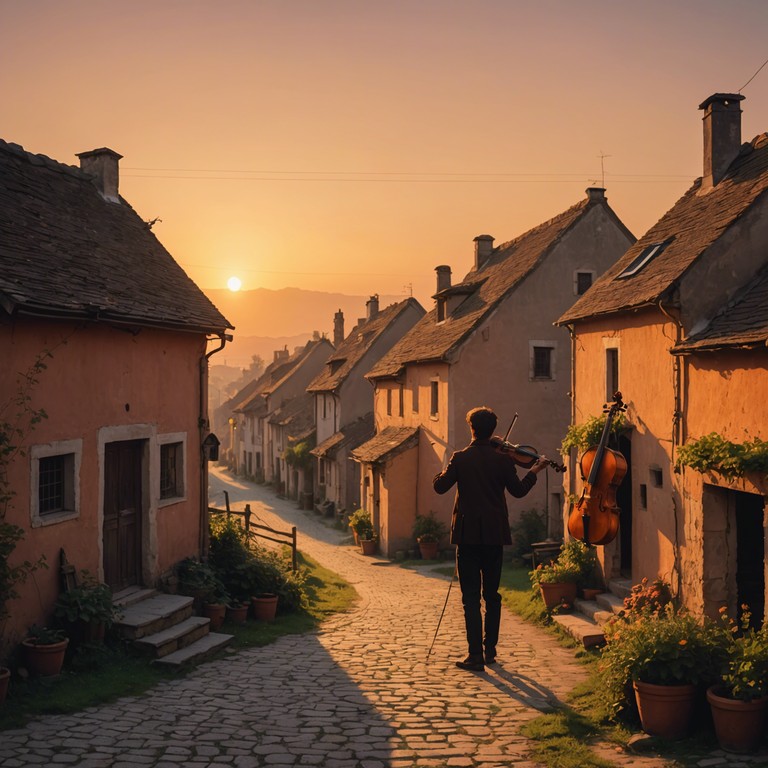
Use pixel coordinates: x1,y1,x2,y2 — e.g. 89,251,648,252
569,445,627,545
567,392,627,546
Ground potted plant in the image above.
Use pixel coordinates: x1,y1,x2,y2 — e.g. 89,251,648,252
22,625,69,677
529,540,597,610
706,605,768,754
202,582,231,631
599,601,723,740
348,508,373,547
251,592,279,621
412,511,448,560
176,557,228,610
53,571,119,645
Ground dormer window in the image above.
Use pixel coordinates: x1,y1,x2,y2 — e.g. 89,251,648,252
617,241,670,279
437,298,446,322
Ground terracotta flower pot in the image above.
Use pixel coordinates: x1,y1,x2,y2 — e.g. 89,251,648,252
418,540,439,560
251,593,278,621
226,603,249,625
203,603,226,631
538,581,577,610
633,680,697,740
707,685,768,754
0,666,9,705
360,538,377,556
22,638,69,677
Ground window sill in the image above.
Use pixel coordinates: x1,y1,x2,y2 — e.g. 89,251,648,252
31,509,79,528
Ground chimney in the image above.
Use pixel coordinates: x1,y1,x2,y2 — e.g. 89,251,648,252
333,309,345,346
273,345,289,362
77,147,123,203
699,93,745,189
473,235,494,270
435,265,452,293
366,294,379,321
586,187,605,202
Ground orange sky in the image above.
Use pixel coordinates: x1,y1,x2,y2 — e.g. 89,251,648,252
4,0,768,309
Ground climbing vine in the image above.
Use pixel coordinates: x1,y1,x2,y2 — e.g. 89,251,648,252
560,413,626,455
676,432,768,478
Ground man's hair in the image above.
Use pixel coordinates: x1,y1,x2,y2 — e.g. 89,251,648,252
466,406,497,439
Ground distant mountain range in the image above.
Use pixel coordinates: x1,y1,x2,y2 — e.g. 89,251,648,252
204,286,410,369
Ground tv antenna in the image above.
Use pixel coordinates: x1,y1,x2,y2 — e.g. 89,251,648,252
597,151,612,188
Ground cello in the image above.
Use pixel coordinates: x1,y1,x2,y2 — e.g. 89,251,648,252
567,391,627,546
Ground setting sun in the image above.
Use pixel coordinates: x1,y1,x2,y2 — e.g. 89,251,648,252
227,276,242,292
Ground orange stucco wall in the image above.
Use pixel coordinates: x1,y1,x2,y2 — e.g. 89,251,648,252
1,318,207,651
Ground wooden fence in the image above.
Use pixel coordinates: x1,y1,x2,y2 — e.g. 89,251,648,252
209,490,298,571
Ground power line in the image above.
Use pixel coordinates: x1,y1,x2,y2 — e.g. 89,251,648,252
739,55,768,93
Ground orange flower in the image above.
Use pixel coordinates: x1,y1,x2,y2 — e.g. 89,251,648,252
678,639,687,646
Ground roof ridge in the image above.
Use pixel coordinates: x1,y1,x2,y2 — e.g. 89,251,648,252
0,138,84,178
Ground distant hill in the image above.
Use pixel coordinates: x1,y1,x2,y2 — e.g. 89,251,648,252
204,286,409,368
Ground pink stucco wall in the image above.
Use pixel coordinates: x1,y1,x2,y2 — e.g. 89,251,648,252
1,318,207,651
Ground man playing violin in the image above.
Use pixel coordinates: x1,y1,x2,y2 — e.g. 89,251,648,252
433,406,549,671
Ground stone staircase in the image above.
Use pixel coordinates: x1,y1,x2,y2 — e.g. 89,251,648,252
113,587,233,667
553,578,633,648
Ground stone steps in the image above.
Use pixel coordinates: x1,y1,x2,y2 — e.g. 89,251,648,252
552,579,631,648
114,591,233,668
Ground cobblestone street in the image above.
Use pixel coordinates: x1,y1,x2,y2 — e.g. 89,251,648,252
0,467,743,767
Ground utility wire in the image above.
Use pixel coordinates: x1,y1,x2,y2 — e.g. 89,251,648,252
739,55,768,93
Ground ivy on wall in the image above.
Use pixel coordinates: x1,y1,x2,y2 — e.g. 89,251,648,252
676,432,768,478
560,413,626,455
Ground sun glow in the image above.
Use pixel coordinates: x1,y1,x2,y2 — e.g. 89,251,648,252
227,276,242,292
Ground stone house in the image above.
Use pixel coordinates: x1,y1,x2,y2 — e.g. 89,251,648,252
0,140,232,651
356,190,634,556
558,94,768,625
307,295,425,515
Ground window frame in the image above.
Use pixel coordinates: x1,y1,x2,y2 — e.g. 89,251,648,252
30,439,82,527
158,432,187,506
529,340,556,381
430,379,439,419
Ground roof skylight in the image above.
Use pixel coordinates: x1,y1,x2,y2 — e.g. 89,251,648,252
617,241,669,279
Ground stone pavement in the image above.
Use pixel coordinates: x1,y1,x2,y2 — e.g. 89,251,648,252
0,468,742,767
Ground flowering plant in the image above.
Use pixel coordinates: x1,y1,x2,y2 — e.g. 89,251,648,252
620,576,673,616
529,539,597,587
599,602,724,714
713,605,768,702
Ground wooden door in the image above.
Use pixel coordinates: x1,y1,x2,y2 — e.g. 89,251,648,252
103,440,143,591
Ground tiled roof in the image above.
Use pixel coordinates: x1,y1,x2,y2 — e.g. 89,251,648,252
673,262,768,353
269,393,315,441
261,338,334,396
367,193,613,378
310,413,375,458
350,425,419,463
0,140,232,333
307,298,424,392
233,357,295,414
559,134,768,324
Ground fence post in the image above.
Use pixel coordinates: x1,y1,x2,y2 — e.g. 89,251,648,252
291,526,297,571
224,490,230,517
244,504,251,535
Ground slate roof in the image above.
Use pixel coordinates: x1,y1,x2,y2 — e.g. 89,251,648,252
559,133,768,324
367,192,623,378
0,139,232,334
307,298,424,393
310,413,375,458
269,392,315,442
350,425,419,463
673,262,768,353
261,338,334,396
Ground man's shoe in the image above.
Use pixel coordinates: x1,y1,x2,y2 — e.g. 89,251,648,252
484,650,497,665
455,655,484,671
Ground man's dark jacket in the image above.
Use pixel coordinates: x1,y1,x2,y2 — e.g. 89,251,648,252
433,438,537,546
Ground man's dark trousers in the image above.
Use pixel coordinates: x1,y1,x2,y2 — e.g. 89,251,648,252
457,543,504,656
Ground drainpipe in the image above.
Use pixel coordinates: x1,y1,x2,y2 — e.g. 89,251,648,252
200,333,232,557
657,300,684,599
565,323,577,523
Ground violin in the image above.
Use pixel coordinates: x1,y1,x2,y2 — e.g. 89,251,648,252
567,391,627,546
491,437,567,473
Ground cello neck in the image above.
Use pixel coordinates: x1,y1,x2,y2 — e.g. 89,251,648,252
585,392,625,485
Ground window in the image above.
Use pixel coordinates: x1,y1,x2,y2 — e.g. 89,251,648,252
436,298,446,322
398,383,404,417
31,439,81,526
386,387,392,416
650,466,664,488
412,382,419,413
529,341,556,380
39,454,75,514
160,441,184,499
640,484,648,509
322,394,327,419
606,347,619,400
319,458,326,486
575,271,594,295
617,241,669,279
430,380,439,417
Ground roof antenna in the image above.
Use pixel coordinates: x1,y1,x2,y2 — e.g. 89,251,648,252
597,151,612,188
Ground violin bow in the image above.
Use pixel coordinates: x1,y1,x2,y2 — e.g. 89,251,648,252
503,413,519,442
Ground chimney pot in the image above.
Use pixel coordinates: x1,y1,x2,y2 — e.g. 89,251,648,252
586,187,606,202
699,93,745,189
435,265,452,293
77,147,123,203
473,234,494,270
366,294,379,321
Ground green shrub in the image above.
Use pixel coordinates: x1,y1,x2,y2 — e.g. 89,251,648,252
412,511,448,543
509,509,547,561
